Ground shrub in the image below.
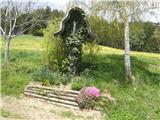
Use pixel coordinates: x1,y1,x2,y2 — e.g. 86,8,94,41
42,79,50,86
32,66,71,85
71,81,84,91
71,77,86,91
43,19,67,72
83,40,100,64
76,87,100,109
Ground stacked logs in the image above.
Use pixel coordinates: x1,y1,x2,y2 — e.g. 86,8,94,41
24,85,79,109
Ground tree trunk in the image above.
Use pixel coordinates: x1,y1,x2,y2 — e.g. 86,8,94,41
124,18,132,81
4,38,11,64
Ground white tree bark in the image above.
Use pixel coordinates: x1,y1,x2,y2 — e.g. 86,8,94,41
4,38,11,64
124,17,132,81
0,0,46,64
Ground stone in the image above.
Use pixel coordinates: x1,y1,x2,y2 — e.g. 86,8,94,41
54,7,94,75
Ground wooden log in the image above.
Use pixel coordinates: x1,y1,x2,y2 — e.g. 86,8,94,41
47,93,76,102
24,89,77,102
26,85,79,95
24,89,78,98
24,92,78,107
47,91,78,98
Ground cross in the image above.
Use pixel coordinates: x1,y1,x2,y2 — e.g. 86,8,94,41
73,20,77,34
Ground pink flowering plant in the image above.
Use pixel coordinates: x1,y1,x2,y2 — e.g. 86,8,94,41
76,87,100,109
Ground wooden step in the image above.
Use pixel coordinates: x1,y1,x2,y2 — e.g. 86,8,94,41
32,96,79,110
48,93,76,102
26,85,79,95
24,92,78,107
24,89,78,98
24,85,80,109
47,91,78,98
24,89,77,102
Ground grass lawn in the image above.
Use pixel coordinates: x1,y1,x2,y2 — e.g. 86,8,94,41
1,35,43,96
1,35,160,120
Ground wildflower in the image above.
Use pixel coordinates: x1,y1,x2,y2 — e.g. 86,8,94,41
76,87,100,109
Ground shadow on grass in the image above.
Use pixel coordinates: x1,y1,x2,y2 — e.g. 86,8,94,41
81,53,160,88
1,49,159,96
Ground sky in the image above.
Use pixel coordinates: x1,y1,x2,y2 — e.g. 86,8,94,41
37,0,160,23
40,0,70,10
2,0,160,23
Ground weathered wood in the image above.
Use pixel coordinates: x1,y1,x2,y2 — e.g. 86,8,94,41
24,85,80,109
24,89,77,102
47,91,78,98
24,92,78,107
25,93,79,109
26,85,79,94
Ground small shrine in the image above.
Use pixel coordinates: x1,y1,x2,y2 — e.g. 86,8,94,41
54,7,94,75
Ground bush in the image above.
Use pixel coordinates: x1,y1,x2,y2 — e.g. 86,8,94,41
43,19,67,72
76,87,100,109
71,76,87,91
32,66,71,85
71,81,84,91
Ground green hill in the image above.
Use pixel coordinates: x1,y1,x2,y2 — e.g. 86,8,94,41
1,35,160,120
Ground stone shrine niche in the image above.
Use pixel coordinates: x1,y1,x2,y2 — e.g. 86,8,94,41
54,7,94,75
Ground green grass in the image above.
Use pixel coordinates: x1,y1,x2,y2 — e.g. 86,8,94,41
1,35,160,119
1,35,43,97
59,111,77,118
1,109,11,118
1,109,24,119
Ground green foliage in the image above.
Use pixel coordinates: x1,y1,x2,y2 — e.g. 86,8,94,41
59,111,77,119
26,6,64,36
102,85,160,120
1,35,160,119
71,82,84,91
83,40,100,64
65,30,85,74
142,22,160,53
1,35,43,96
71,77,86,91
32,66,71,85
89,15,160,53
89,16,124,48
43,19,67,72
95,96,109,110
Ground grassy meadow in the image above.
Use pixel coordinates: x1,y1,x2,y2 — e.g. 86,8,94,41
1,35,160,120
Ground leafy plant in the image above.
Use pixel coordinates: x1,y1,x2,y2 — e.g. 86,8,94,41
32,66,71,85
71,81,84,91
64,28,86,75
43,19,67,72
42,79,50,86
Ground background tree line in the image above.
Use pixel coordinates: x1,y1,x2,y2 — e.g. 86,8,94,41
1,5,64,37
89,16,160,53
25,6,64,36
1,5,159,55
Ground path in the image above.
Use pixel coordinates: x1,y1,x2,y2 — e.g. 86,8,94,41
1,96,103,120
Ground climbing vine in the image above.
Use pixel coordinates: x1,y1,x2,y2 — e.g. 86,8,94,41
64,28,86,75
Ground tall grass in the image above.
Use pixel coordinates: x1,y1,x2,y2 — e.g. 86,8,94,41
1,35,160,119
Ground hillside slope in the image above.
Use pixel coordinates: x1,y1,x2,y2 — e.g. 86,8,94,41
1,35,160,120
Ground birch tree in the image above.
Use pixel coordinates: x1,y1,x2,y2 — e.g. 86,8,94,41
93,0,160,82
0,0,46,64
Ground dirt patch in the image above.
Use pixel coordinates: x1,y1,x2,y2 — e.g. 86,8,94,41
1,96,104,120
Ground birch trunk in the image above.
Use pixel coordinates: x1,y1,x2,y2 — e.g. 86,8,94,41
4,38,11,64
124,17,132,81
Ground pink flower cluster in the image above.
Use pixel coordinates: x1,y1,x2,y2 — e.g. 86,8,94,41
76,87,100,109
84,87,100,98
